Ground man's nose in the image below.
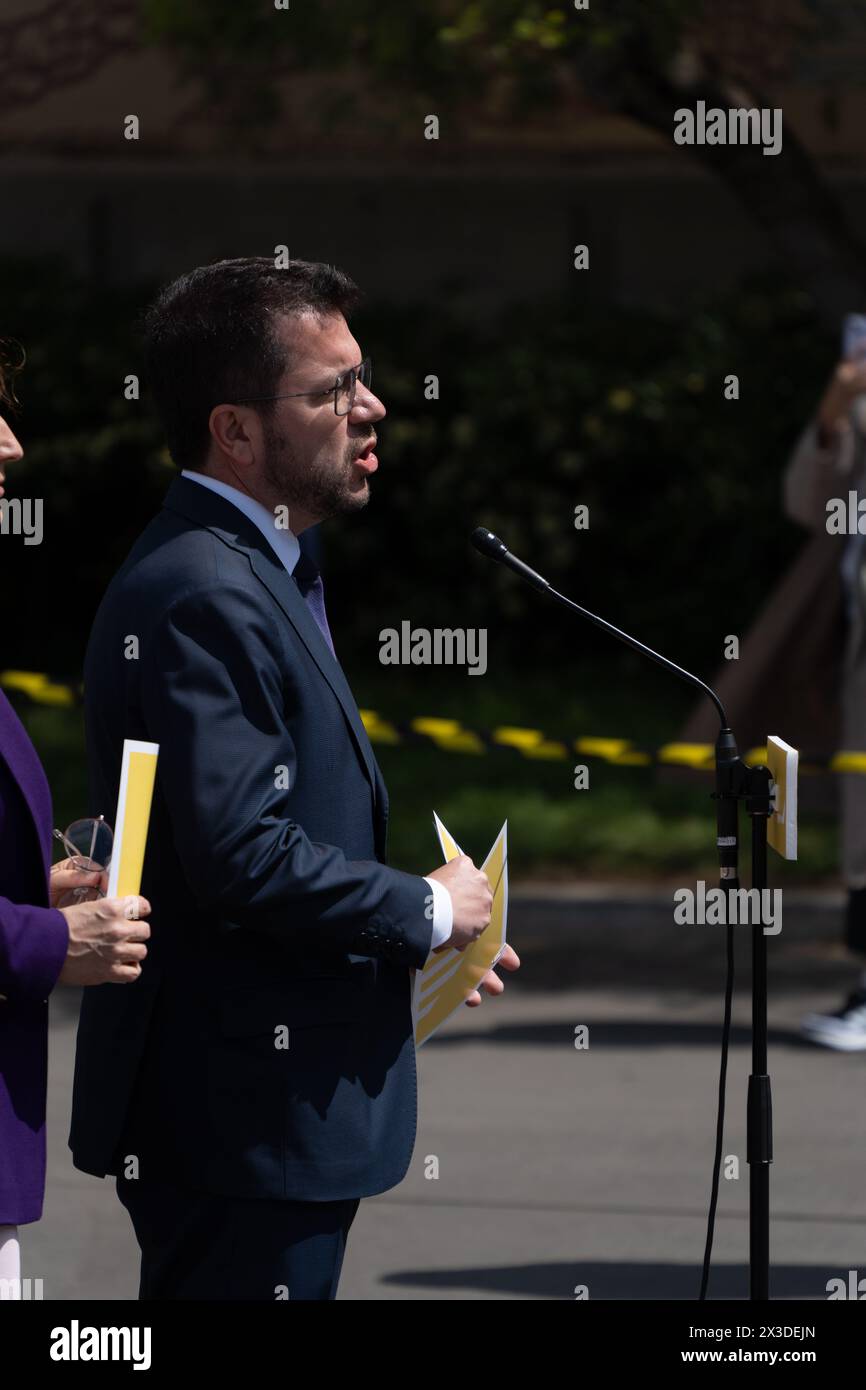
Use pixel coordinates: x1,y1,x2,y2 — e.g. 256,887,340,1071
350,385,386,422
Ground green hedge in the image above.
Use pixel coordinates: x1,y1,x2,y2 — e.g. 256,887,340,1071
1,258,831,687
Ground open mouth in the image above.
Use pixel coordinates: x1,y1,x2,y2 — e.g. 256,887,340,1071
353,440,378,474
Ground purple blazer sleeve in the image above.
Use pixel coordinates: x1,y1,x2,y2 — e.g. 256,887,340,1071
0,688,70,1223
0,897,68,1001
0,688,70,1001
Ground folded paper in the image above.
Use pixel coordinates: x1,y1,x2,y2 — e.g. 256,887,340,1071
413,813,508,1047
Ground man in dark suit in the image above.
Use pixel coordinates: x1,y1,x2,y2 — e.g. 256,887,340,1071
70,257,516,1300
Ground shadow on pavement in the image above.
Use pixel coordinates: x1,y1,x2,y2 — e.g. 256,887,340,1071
433,1018,824,1049
381,1259,841,1300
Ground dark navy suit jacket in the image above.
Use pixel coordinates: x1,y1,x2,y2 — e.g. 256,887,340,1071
0,689,69,1223
69,475,433,1201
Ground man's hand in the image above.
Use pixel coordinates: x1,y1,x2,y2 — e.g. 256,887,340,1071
426,854,493,951
464,943,521,1007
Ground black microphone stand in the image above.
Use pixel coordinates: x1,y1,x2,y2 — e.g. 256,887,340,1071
715,731,774,1301
471,529,774,1300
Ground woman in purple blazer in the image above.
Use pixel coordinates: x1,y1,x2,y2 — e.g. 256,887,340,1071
0,345,152,1298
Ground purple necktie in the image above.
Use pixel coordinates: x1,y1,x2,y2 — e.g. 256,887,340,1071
293,551,336,657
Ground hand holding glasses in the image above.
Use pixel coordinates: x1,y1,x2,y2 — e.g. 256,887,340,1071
51,815,113,909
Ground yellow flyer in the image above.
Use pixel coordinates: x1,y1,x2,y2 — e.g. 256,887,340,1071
106,739,159,898
413,813,508,1047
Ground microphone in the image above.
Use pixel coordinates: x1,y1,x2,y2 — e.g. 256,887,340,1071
714,727,741,886
470,525,738,883
471,526,727,725
470,528,551,593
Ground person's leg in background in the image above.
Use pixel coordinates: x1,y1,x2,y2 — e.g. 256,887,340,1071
802,662,866,1049
0,1225,21,1299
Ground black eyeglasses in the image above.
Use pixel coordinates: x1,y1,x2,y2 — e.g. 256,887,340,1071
235,357,373,417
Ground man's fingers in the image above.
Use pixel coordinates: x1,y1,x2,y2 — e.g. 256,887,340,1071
480,970,505,996
464,970,506,1006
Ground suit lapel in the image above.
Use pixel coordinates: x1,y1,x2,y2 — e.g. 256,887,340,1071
247,546,381,797
162,477,383,810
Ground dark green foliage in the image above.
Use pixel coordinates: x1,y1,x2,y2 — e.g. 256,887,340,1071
1,258,832,688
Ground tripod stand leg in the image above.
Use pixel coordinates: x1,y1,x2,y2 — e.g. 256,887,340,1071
748,807,773,1301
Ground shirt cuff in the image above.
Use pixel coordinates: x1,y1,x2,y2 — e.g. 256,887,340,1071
422,876,453,953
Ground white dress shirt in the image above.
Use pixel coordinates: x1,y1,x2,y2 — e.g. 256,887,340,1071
180,469,452,952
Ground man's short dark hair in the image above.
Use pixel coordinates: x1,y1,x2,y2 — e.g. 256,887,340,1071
142,257,362,471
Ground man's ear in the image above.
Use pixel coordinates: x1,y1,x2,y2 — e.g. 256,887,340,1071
209,403,257,464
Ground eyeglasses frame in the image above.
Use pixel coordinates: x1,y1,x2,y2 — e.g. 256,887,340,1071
232,357,373,417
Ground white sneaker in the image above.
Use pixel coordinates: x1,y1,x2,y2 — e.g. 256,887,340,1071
801,989,866,1051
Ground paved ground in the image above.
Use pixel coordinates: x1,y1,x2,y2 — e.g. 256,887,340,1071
22,886,866,1300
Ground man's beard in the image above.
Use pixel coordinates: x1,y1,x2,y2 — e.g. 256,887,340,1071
262,419,370,520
